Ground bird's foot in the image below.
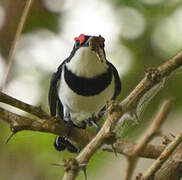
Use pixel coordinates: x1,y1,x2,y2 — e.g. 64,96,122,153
54,136,79,153
90,120,100,133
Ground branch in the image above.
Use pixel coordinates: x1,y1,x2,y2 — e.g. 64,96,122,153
124,99,173,180
1,0,34,90
0,106,93,149
62,51,182,180
0,51,182,179
121,51,182,110
103,141,165,159
0,91,49,119
142,132,182,180
62,102,123,180
0,93,164,158
154,142,182,180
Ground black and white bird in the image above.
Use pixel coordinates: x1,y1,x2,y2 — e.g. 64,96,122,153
48,34,121,153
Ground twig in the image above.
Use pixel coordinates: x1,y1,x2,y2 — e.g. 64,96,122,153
154,142,182,180
133,99,173,153
142,132,182,180
0,106,93,149
121,51,182,111
1,0,34,91
0,91,49,119
5,131,17,144
0,91,48,143
124,99,173,180
103,141,165,159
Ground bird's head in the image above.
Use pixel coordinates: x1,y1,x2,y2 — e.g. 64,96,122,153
73,34,106,63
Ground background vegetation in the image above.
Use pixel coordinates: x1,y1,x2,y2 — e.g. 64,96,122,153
0,0,182,179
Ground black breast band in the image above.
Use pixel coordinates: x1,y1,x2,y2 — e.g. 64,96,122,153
64,65,112,96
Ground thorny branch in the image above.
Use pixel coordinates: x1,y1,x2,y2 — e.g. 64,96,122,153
142,132,182,180
0,50,182,180
0,91,164,157
0,103,93,150
153,141,182,180
124,99,173,180
102,141,165,159
61,51,182,180
121,51,182,110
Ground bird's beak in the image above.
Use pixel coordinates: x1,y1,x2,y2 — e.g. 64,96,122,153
89,36,105,63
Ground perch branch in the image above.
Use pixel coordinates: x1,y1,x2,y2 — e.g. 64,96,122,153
0,106,93,149
63,102,123,180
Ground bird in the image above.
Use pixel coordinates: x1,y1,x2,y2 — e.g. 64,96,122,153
48,34,121,153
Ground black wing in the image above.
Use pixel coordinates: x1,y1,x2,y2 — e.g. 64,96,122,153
48,45,78,118
107,61,121,99
48,65,64,118
48,72,59,116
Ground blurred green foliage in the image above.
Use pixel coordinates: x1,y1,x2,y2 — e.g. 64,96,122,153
0,0,182,179
24,1,60,33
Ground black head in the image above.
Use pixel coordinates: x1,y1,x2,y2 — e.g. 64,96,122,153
63,34,106,65
74,34,105,49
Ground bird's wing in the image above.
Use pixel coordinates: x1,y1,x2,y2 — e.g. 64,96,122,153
107,61,121,99
48,62,65,117
48,72,59,116
48,46,77,118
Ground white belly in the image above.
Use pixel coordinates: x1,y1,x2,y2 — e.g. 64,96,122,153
58,74,115,126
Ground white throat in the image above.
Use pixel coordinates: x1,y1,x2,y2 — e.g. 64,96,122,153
66,47,108,78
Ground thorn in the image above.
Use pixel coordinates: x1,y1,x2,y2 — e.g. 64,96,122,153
111,144,117,157
5,132,16,144
162,135,171,145
81,166,88,180
135,172,143,180
49,163,64,167
90,120,100,133
79,163,87,167
170,133,175,138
